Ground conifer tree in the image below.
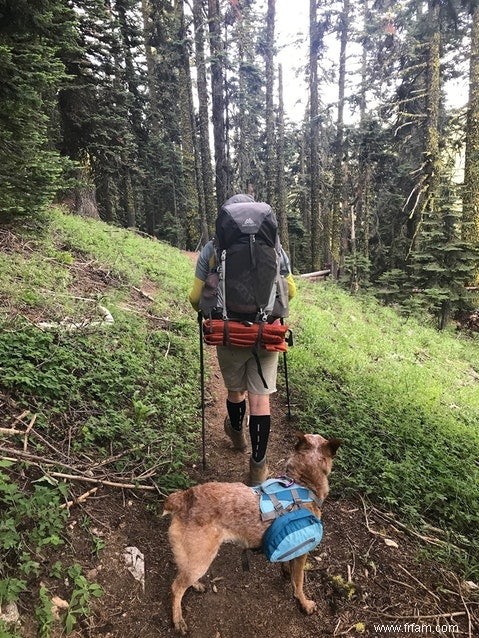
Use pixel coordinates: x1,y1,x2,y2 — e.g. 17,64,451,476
264,0,276,205
175,0,201,248
208,0,229,207
463,0,479,281
0,0,74,217
309,0,323,271
276,65,290,254
193,0,216,236
331,0,350,275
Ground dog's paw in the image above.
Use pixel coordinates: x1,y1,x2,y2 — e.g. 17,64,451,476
192,580,206,593
301,599,317,615
174,618,188,635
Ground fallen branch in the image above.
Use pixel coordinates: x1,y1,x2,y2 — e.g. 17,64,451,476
48,471,157,491
300,269,331,278
453,573,474,638
0,446,82,474
132,286,156,302
0,448,159,492
23,413,37,452
13,410,30,422
0,427,23,436
397,564,440,602
12,410,72,461
371,506,449,548
60,486,98,510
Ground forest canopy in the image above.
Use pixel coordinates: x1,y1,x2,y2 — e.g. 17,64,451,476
0,0,478,326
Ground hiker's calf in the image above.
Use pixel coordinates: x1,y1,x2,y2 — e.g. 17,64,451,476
163,432,340,634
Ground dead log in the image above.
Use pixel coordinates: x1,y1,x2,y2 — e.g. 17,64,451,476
300,269,331,278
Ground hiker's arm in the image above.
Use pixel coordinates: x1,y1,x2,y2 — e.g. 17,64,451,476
286,273,296,300
279,249,297,300
188,242,214,311
189,277,204,311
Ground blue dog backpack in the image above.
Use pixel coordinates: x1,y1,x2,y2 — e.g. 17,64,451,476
253,478,324,562
263,508,323,562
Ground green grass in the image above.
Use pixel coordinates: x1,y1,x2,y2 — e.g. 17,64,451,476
289,281,479,576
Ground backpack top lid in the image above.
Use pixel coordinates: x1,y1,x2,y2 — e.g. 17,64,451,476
216,195,278,249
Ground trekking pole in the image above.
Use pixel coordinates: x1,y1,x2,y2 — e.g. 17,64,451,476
283,350,291,420
198,312,207,469
281,318,292,420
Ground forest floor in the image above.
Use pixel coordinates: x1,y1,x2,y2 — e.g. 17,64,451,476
12,251,477,638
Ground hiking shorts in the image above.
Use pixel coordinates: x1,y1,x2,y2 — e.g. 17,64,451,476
216,346,279,395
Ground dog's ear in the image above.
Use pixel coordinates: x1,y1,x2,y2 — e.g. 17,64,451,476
325,437,342,457
294,430,312,450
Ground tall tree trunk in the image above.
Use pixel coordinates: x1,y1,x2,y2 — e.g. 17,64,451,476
193,0,216,236
309,0,323,271
208,0,228,208
116,0,149,230
265,0,276,205
176,0,201,249
141,0,159,235
237,27,249,192
73,168,100,219
418,0,441,248
331,0,349,276
141,0,159,126
356,0,370,265
463,1,479,280
276,65,289,254
123,162,136,228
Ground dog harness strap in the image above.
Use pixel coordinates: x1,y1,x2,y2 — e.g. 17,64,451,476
253,479,324,521
259,510,277,522
290,488,303,508
268,492,285,515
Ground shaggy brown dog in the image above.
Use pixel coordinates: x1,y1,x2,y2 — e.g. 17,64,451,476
163,432,341,634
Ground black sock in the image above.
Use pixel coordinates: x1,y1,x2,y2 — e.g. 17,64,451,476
249,415,271,463
226,399,246,431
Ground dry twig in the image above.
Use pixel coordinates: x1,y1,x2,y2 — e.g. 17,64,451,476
453,573,474,638
60,486,99,510
397,564,441,603
48,471,157,491
23,413,37,452
0,427,23,436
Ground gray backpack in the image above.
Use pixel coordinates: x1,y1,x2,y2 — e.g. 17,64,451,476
199,198,289,323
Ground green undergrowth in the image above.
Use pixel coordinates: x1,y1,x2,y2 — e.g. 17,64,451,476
0,209,200,636
0,209,199,485
289,281,479,577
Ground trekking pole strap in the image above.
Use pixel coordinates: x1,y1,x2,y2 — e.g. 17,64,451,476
252,323,269,389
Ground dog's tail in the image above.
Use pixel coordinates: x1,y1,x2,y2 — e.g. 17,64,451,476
162,490,187,517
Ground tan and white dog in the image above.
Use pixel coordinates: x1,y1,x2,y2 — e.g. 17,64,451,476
163,432,341,634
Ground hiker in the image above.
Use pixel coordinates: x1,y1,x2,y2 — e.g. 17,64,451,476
189,194,296,485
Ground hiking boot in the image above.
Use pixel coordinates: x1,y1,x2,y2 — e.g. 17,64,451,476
248,456,269,487
224,416,247,451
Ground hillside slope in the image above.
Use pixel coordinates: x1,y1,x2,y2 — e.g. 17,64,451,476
0,209,478,637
